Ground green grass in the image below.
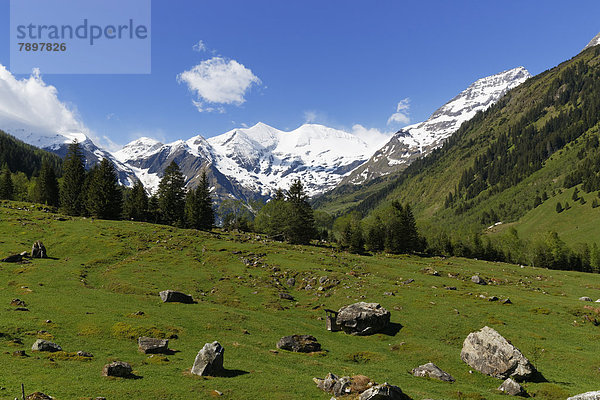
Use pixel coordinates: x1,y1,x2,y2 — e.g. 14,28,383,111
2,201,600,399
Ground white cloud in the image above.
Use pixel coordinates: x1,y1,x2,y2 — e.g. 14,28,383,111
192,40,207,52
387,98,411,125
0,65,119,151
177,57,261,113
351,124,393,150
303,110,318,123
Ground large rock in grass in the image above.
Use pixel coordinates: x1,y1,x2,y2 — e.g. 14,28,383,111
191,341,224,376
359,383,407,400
277,335,321,353
568,392,600,400
159,290,194,304
498,378,527,396
336,302,390,335
412,362,455,382
31,240,47,258
460,326,536,381
138,337,169,354
31,339,62,352
102,361,133,377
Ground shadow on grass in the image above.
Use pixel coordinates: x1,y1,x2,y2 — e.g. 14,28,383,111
216,368,249,378
380,322,403,336
527,370,548,383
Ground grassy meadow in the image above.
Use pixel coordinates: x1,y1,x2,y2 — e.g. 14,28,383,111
1,201,600,399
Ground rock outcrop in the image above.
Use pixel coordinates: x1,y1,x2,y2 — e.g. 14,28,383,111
276,335,321,353
460,326,536,381
498,378,527,396
336,302,390,335
31,339,62,352
359,383,407,400
138,337,169,354
568,392,600,400
102,361,133,377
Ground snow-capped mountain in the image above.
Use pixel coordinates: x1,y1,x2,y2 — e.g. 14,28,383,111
7,127,139,187
115,122,384,199
341,66,531,185
583,32,600,51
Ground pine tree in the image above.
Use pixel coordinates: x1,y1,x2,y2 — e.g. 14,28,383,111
35,159,59,206
60,141,86,215
285,179,316,245
86,158,122,220
123,180,148,221
365,216,385,252
184,188,198,228
157,161,185,226
0,164,14,200
196,170,214,230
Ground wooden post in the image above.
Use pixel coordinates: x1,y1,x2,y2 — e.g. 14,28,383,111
21,383,25,400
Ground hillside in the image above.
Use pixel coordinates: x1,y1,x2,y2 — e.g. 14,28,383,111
2,201,600,399
0,130,62,177
316,46,600,246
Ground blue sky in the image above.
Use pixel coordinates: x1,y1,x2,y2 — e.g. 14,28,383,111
1,0,600,150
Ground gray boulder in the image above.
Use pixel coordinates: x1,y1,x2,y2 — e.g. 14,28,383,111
336,302,390,335
159,290,194,304
460,326,536,381
579,296,593,302
498,378,527,396
471,275,487,285
138,337,169,354
276,335,321,353
359,383,406,400
568,392,600,400
31,339,62,352
191,341,224,376
313,373,351,397
102,361,133,377
25,393,53,400
412,362,455,382
31,241,47,258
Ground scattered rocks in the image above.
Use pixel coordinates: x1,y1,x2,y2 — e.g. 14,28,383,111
411,362,455,382
191,341,224,376
579,297,593,302
471,275,487,285
502,298,512,305
313,372,352,397
359,383,407,400
278,292,295,301
31,339,62,353
159,290,194,304
102,361,133,377
460,326,536,381
76,351,94,357
138,337,169,354
286,277,296,287
498,377,527,396
402,279,414,285
567,391,600,400
335,302,391,335
31,241,47,258
25,393,53,400
276,335,321,353
12,350,26,357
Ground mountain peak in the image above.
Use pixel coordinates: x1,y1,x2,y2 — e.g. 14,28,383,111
583,32,600,51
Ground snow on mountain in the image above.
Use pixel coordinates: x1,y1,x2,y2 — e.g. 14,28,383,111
206,123,382,196
341,66,532,185
583,32,600,51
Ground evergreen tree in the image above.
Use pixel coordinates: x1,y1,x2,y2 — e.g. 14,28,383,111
365,216,385,252
196,170,214,230
285,179,316,245
123,179,148,221
60,141,86,216
157,161,186,226
0,164,14,200
592,198,599,208
35,160,59,206
147,194,161,223
254,197,291,240
86,158,122,220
